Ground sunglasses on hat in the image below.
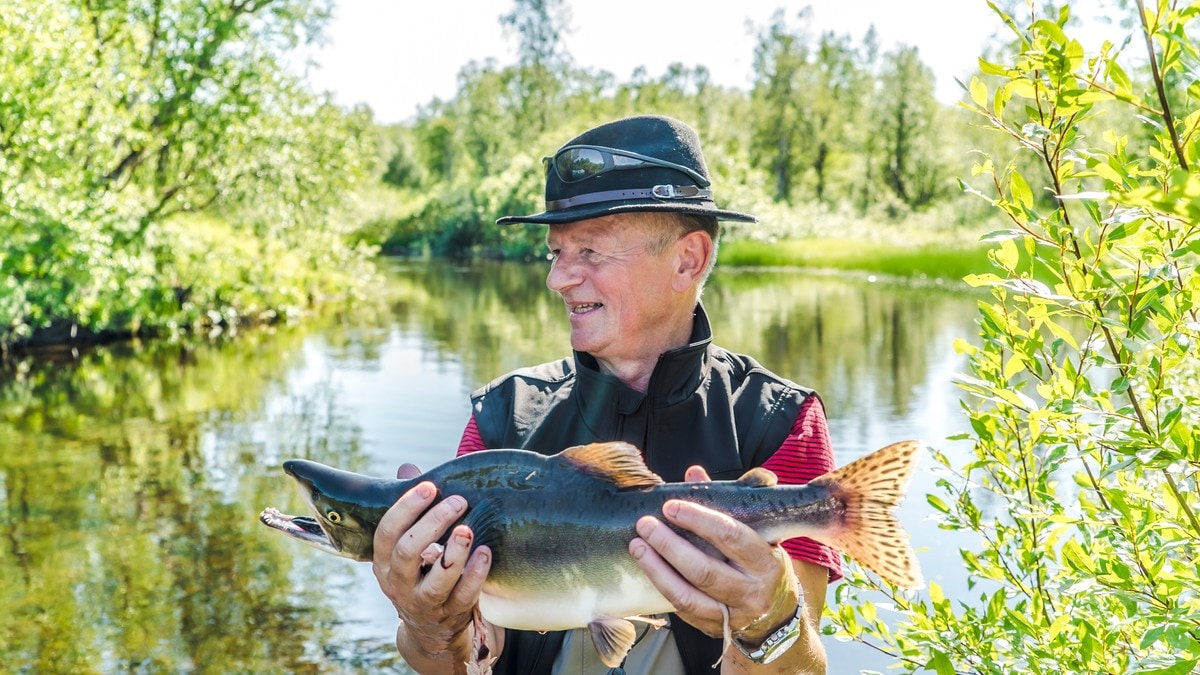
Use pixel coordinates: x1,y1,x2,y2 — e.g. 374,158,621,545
543,144,711,188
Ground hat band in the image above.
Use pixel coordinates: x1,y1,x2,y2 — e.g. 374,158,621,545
546,185,713,212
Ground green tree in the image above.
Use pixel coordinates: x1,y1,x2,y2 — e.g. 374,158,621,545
805,31,868,203
873,45,947,209
831,2,1200,672
0,0,376,351
749,10,876,206
457,60,522,177
375,1,970,257
750,8,812,203
854,26,884,212
500,0,572,136
380,126,428,189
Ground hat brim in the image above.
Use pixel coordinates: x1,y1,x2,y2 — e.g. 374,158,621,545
497,199,757,226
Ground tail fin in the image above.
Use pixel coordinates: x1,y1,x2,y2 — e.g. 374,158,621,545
809,440,924,589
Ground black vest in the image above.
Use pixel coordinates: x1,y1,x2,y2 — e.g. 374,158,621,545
471,305,814,674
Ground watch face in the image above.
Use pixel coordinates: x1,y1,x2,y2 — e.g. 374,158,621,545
760,631,801,664
737,605,806,664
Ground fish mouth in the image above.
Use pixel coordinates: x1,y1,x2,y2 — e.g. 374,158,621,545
259,507,340,555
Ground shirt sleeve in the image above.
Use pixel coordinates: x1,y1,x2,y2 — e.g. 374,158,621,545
456,414,487,456
759,396,844,582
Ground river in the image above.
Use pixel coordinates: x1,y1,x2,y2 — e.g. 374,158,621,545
0,258,986,673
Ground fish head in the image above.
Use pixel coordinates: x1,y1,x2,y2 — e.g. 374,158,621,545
259,459,383,562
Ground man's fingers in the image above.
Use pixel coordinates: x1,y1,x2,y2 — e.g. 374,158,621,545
660,499,776,575
634,514,740,598
445,545,492,614
374,481,438,558
396,494,467,562
414,523,475,603
439,526,473,570
629,529,720,619
420,542,445,568
683,465,711,483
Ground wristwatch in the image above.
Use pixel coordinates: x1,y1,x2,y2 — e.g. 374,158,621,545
733,604,805,664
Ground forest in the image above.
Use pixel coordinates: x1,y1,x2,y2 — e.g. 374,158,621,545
1,0,1005,352
362,3,1003,260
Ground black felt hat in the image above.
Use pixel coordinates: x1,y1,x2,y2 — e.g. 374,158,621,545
496,115,757,225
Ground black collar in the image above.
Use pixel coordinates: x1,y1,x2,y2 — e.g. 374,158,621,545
572,304,714,416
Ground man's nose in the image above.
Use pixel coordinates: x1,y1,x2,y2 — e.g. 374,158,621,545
546,255,581,293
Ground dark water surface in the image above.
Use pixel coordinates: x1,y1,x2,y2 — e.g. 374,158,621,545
0,259,984,673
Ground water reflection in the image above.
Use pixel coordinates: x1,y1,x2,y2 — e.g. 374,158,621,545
0,259,985,673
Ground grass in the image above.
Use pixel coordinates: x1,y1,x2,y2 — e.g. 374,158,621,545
718,237,994,281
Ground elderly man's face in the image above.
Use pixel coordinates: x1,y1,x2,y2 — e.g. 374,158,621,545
545,214,692,370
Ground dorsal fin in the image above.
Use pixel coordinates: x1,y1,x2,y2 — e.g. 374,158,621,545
736,467,778,487
555,442,665,489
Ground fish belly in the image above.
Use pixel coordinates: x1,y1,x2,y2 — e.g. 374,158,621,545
478,570,674,631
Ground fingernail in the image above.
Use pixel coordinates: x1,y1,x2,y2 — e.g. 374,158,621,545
454,531,471,546
415,483,434,499
446,495,466,511
477,550,490,566
664,501,680,518
636,517,658,537
630,539,646,560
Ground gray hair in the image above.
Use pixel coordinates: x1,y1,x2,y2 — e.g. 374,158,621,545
641,211,721,293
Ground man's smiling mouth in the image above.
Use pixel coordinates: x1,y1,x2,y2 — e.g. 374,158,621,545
571,303,603,314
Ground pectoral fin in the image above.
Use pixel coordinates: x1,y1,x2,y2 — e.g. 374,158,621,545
587,615,637,668
461,497,501,553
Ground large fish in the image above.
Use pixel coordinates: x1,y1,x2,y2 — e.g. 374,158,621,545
260,440,923,667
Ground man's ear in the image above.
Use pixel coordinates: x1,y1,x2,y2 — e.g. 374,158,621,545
672,230,712,292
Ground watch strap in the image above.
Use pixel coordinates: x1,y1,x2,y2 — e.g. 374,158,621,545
733,603,805,665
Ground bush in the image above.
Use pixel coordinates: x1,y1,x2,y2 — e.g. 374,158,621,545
0,0,378,352
830,4,1200,673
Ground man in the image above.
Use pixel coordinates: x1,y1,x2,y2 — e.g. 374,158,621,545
371,115,841,674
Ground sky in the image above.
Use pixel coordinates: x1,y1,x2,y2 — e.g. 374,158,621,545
298,1,1119,125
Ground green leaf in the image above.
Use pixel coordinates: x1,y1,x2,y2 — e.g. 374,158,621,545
1043,319,1080,350
1010,171,1033,210
995,238,1020,270
1033,18,1068,44
928,650,956,675
1091,161,1126,186
970,77,989,107
978,57,1008,76
927,494,951,513
980,229,1025,242
1141,624,1166,649
1107,59,1132,96
1061,539,1095,572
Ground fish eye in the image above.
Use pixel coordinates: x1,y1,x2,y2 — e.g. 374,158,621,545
327,510,342,523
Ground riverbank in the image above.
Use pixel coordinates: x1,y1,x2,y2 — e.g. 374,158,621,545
719,237,992,281
0,213,382,358
3,227,991,357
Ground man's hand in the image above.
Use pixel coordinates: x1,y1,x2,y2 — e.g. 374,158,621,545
628,465,826,673
372,468,497,671
627,465,799,639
